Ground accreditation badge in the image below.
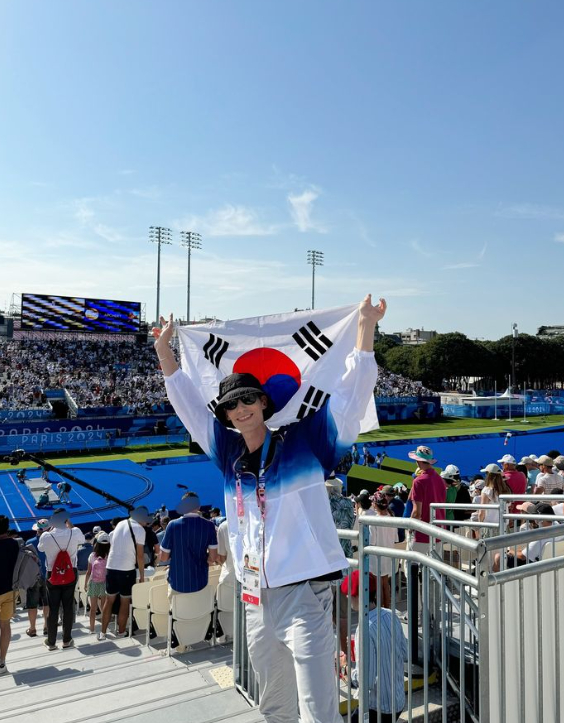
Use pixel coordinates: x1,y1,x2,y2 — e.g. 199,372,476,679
241,551,262,606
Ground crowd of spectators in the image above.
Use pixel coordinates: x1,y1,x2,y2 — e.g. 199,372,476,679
374,367,435,398
0,337,435,415
0,339,179,414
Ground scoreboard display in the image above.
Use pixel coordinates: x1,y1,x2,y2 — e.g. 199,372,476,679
21,294,141,334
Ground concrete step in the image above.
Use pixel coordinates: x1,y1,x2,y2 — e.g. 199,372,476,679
4,611,264,723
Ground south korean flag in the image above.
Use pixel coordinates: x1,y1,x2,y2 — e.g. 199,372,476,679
176,304,379,433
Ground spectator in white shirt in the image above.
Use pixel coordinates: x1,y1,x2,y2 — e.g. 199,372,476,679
534,456,562,494
38,509,85,651
492,502,561,570
98,506,149,640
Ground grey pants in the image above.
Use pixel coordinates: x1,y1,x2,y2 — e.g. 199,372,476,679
246,581,341,723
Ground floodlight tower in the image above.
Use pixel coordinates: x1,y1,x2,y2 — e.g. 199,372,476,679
179,231,202,324
307,250,324,310
149,226,172,324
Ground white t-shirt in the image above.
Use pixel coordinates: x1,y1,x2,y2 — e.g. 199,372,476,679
524,523,564,562
38,527,85,571
354,508,396,577
481,487,500,524
217,520,235,585
107,519,146,571
534,472,563,493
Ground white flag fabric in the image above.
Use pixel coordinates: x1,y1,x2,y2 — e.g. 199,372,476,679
176,303,379,433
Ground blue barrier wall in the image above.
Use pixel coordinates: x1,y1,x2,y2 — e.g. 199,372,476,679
442,402,564,419
375,396,441,422
0,414,186,438
0,430,189,453
0,409,54,421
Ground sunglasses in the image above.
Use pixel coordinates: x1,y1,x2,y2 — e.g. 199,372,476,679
223,393,261,411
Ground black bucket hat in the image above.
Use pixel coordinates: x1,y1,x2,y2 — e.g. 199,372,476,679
215,372,275,428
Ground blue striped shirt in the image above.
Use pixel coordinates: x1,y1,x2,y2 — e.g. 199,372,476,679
352,607,408,714
161,515,218,593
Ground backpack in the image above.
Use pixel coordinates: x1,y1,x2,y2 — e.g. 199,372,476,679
49,531,76,585
12,544,41,591
90,554,107,583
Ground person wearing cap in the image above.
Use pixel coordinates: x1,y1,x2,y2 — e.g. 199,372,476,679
381,485,404,520
519,456,540,492
341,570,408,722
26,519,50,638
98,506,149,641
492,502,562,570
441,466,472,525
371,491,398,608
533,455,563,494
497,454,527,504
554,455,564,481
477,465,512,541
406,446,446,553
38,509,85,651
85,532,111,634
153,294,386,723
159,492,218,597
77,532,95,572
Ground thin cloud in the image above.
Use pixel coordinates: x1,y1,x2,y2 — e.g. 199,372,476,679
287,186,327,233
496,203,564,220
555,233,564,243
177,205,279,237
409,239,432,257
478,242,488,260
442,262,479,270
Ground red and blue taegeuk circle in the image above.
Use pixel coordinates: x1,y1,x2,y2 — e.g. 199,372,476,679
233,348,301,413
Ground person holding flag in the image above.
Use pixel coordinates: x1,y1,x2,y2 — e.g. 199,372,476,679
153,294,386,723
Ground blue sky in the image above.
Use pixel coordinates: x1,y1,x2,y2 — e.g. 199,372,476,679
1,1,563,339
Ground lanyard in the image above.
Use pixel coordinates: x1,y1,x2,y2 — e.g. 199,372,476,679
235,429,272,530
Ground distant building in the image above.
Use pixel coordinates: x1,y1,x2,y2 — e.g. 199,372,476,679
537,326,564,338
393,328,438,345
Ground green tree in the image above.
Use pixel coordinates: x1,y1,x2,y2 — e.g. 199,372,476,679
384,345,418,379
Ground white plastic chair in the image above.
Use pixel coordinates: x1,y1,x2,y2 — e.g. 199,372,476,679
129,579,162,640
75,573,88,615
541,539,564,560
170,585,215,655
216,580,235,639
148,583,170,646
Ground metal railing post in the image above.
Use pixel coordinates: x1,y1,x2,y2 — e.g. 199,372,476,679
358,518,370,723
475,541,490,723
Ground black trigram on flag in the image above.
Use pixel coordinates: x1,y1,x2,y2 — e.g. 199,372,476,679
297,386,331,420
203,334,229,368
207,396,219,414
292,321,333,361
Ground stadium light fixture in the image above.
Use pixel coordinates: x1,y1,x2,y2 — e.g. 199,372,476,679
179,231,202,324
149,226,172,325
307,250,324,310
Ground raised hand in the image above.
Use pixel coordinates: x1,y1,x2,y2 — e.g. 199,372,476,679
152,313,174,350
358,294,387,324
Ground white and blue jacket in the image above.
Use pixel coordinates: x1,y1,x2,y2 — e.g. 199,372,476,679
165,348,377,588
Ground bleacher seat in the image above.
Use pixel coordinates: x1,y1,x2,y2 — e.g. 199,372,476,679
148,583,170,646
216,580,235,639
170,585,215,654
129,578,165,641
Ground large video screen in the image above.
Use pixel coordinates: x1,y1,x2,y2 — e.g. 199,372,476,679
21,294,141,334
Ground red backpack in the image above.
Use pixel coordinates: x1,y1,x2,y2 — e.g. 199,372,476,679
49,531,76,585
